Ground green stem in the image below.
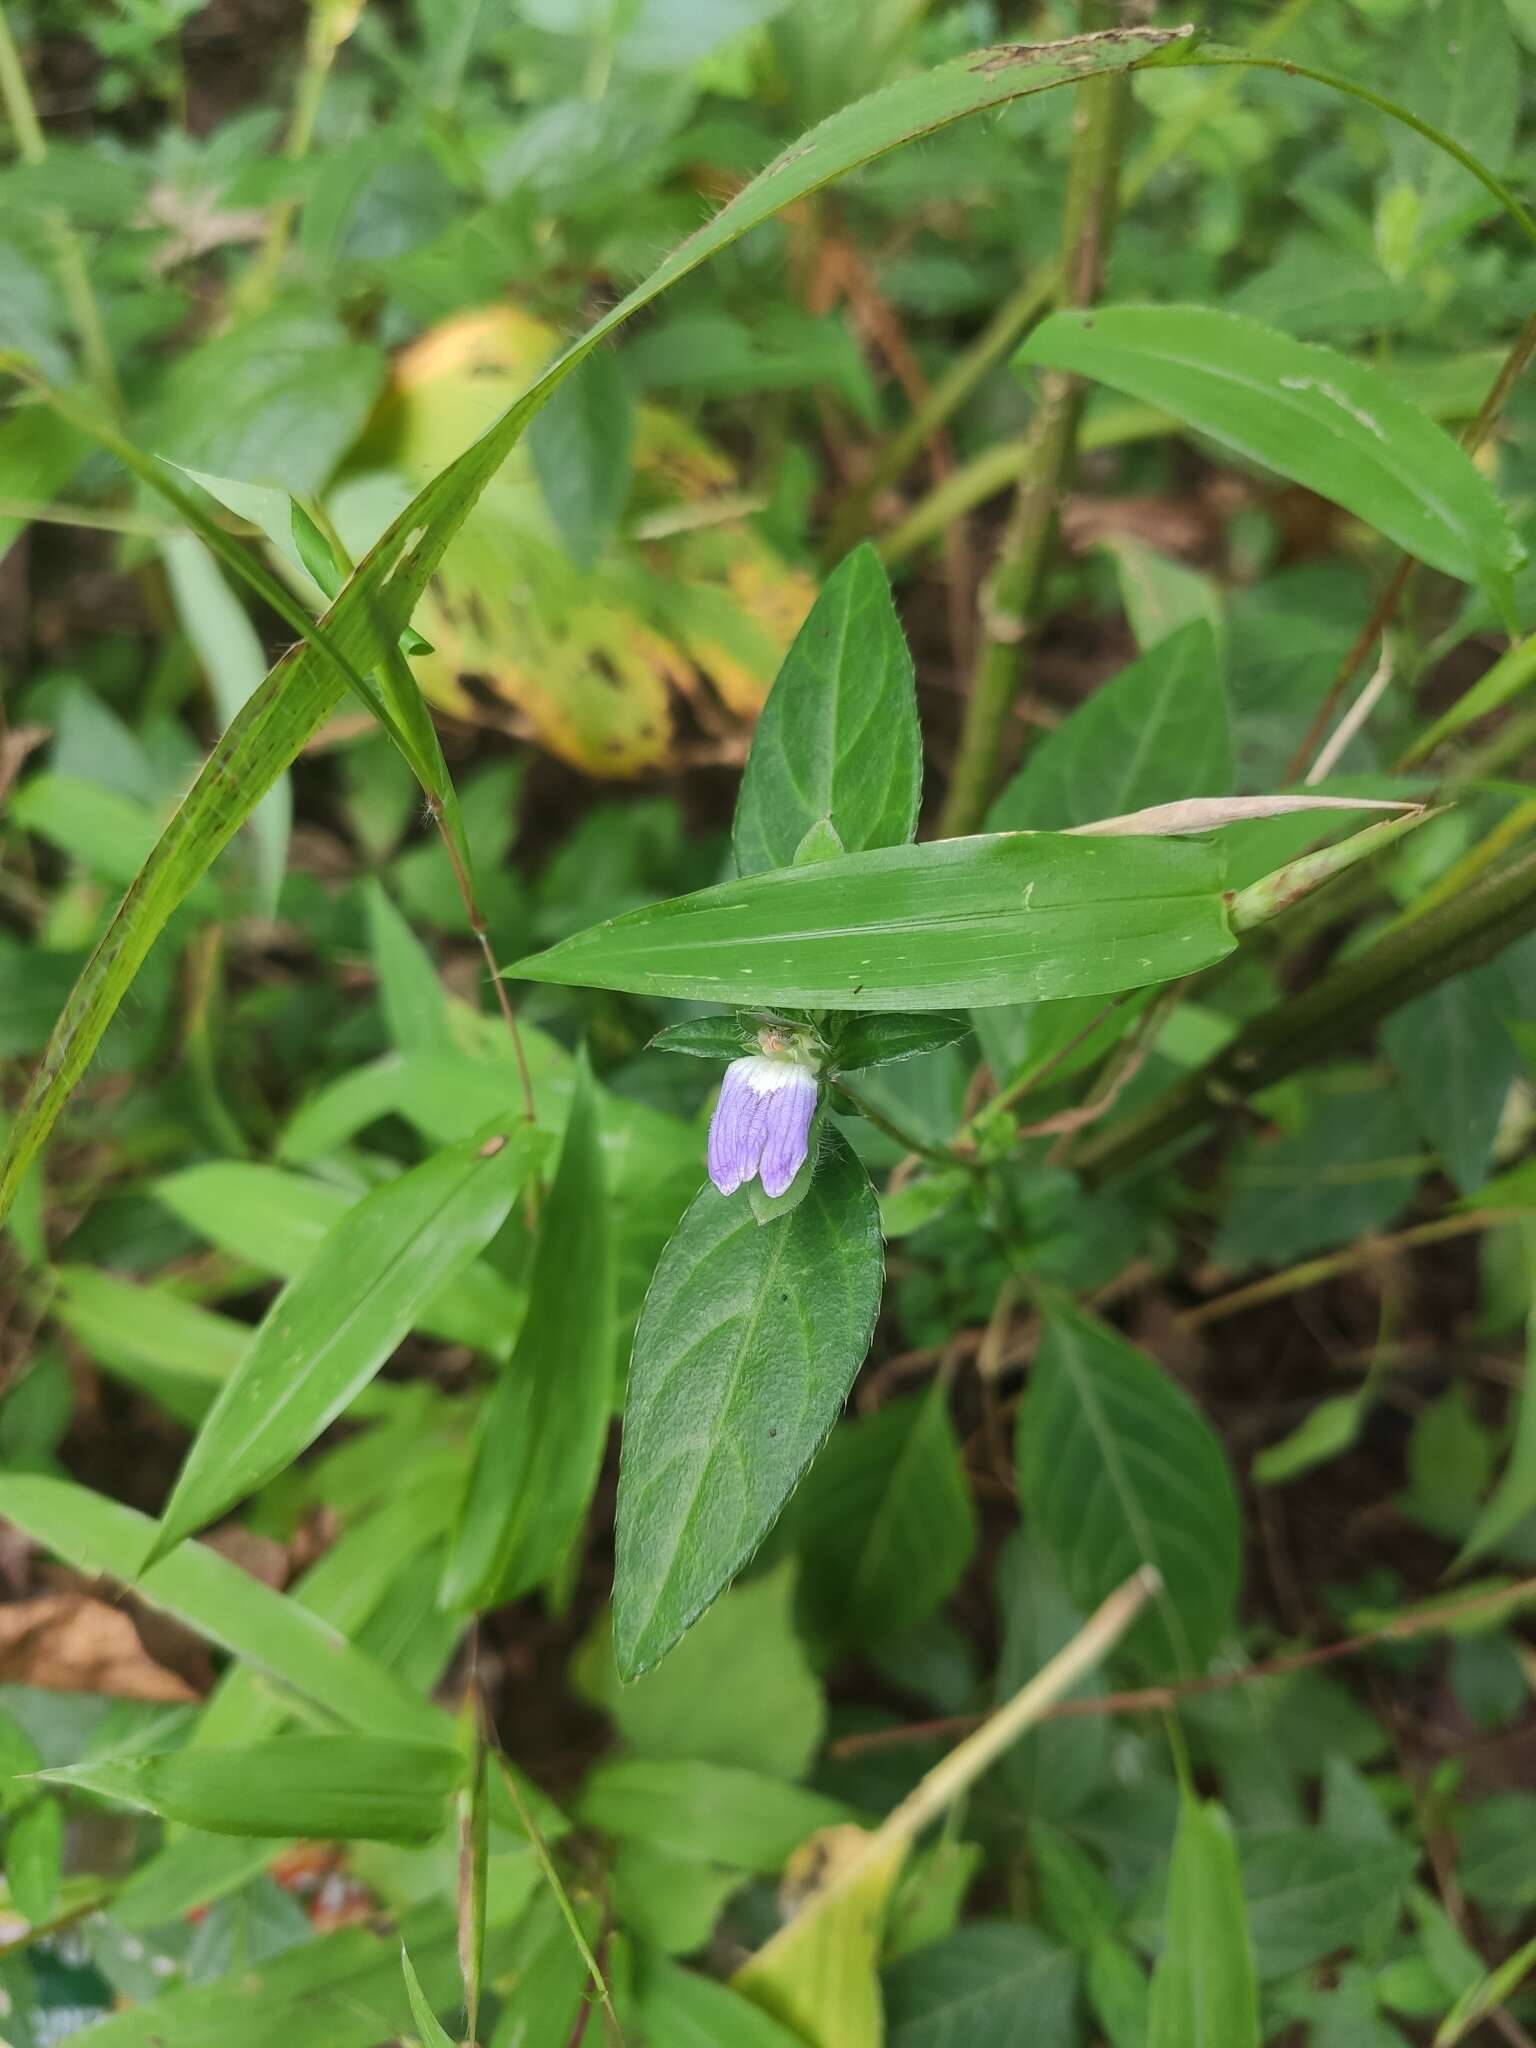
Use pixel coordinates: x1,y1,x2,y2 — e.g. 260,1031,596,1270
0,493,185,537
323,514,540,1135
0,1,123,417
1395,794,1536,925
880,399,1173,567
826,268,1058,564
834,1081,967,1172
239,1,353,313
1456,697,1536,786
495,1757,625,2046
1077,847,1536,1185
1399,624,1536,771
939,44,1130,839
827,0,1321,554
980,992,1131,1126
1189,51,1536,248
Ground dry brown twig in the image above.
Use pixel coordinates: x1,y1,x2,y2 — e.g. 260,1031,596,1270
826,1570,1536,1759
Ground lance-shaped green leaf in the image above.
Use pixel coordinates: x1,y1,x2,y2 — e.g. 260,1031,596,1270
151,1158,524,1360
510,833,1233,1013
614,1127,883,1677
39,1738,463,1845
161,534,291,913
1019,307,1524,622
1016,1302,1240,1677
733,544,922,877
147,1123,540,1566
442,1062,614,1609
1148,1796,1260,2048
400,1947,457,2048
0,21,1197,1227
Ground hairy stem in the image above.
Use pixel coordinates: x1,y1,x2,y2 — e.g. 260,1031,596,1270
833,1081,968,1172
939,50,1130,838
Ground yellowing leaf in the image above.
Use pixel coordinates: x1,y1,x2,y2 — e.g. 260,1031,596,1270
733,1825,907,2048
357,306,811,774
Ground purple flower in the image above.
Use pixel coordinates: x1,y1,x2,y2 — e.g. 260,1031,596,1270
708,1054,818,1199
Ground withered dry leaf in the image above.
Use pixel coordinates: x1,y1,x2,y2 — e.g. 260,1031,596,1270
0,1593,197,1702
344,306,812,776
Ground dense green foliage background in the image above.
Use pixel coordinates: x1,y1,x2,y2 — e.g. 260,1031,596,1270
2,0,1536,2042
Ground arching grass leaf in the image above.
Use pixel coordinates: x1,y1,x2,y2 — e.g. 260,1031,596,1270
147,1123,541,1565
0,1475,441,1742
510,832,1234,1012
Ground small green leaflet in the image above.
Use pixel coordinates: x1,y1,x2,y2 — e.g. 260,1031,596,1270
575,1757,854,1872
1242,1828,1416,1980
733,544,922,876
651,1015,753,1059
510,832,1234,1012
1382,969,1518,1196
147,1123,541,1564
614,1127,883,1677
366,878,456,1058
830,1013,971,1070
6,1796,62,1922
1019,306,1524,625
40,1738,463,1845
442,1061,614,1609
575,1563,824,1781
